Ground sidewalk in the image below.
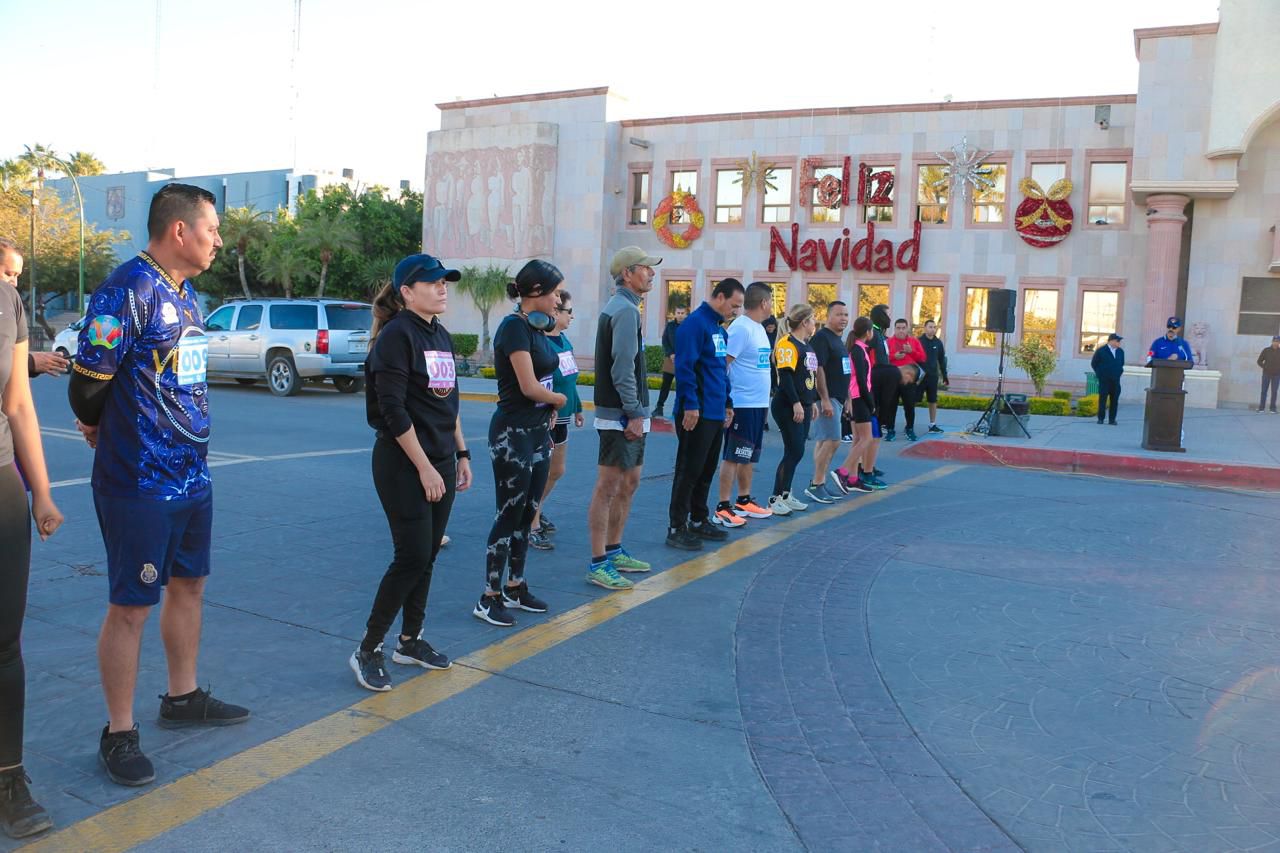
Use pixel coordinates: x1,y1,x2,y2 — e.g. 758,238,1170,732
903,405,1280,490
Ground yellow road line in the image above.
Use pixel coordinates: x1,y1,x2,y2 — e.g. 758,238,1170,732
28,465,959,853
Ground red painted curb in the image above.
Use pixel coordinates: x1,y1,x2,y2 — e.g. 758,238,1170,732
901,438,1280,490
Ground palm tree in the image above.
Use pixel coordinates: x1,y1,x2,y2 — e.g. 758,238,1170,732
219,206,273,299
66,151,106,177
355,253,398,300
299,213,359,298
258,239,319,299
0,159,32,191
456,264,510,355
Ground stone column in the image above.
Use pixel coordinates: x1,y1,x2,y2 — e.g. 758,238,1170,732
1141,194,1190,349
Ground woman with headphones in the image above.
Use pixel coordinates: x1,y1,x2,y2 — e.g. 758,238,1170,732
476,260,566,627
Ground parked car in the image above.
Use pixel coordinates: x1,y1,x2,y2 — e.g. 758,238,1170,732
53,318,85,358
203,298,371,396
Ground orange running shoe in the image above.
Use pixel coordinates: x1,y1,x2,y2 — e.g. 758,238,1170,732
712,506,746,527
733,497,773,519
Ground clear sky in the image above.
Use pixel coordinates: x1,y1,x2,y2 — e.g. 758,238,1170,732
2,0,1220,190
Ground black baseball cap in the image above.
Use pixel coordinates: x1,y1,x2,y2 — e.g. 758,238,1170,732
1107,333,1123,341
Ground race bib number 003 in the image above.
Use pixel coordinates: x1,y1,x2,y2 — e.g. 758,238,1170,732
176,333,208,386
557,350,579,376
423,350,456,390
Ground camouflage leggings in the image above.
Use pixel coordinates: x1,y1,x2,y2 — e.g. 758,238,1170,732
484,415,551,594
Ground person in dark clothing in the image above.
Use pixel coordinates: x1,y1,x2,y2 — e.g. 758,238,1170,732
1258,336,1280,413
652,305,686,418
1090,333,1125,425
349,253,472,693
666,279,744,550
868,304,900,452
528,290,585,549
917,319,949,432
479,260,566,626
762,313,780,406
769,304,819,515
886,318,926,441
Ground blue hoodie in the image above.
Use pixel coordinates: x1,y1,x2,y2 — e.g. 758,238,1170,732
674,302,732,416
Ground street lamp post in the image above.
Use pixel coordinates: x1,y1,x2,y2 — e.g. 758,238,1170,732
49,157,86,311
27,185,38,338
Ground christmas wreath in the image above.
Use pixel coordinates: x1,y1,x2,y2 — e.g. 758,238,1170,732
653,190,704,249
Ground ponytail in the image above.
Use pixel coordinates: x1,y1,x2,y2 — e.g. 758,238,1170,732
370,282,405,343
781,303,815,336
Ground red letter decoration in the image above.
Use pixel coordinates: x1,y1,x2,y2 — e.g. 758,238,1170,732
895,222,921,271
1014,178,1073,247
858,163,894,205
769,223,799,271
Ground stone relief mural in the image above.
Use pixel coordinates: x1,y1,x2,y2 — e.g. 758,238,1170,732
427,143,557,260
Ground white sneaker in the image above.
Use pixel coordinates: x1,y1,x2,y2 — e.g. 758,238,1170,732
440,534,451,547
782,491,808,511
768,495,793,516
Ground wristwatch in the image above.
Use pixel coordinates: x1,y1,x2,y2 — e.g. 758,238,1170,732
455,449,472,461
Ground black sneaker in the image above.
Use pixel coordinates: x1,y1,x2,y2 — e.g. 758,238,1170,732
884,429,896,442
158,687,250,729
0,767,52,839
473,594,516,626
392,634,451,670
502,581,548,613
350,645,393,691
539,515,556,533
529,530,554,550
848,478,875,493
689,519,728,541
665,525,704,551
928,424,944,433
99,724,155,787
653,407,664,419
905,429,918,442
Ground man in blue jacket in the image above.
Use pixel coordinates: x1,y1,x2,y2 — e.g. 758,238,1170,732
666,279,745,551
1090,333,1125,425
1147,317,1194,364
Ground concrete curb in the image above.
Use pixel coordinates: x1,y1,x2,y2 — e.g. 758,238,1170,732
901,436,1280,491
458,392,676,433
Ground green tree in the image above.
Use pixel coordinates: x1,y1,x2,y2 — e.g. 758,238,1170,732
354,253,398,299
258,217,318,299
0,160,32,191
18,143,59,178
295,184,423,300
456,264,510,355
219,206,272,299
66,151,106,177
299,212,359,297
1009,335,1059,397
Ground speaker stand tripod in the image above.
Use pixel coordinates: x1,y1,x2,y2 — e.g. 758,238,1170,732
972,332,1031,438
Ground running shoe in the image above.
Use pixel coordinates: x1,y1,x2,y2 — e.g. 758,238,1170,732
349,645,393,691
538,515,557,534
712,505,746,527
733,497,773,518
502,581,548,613
529,530,554,550
440,534,451,547
828,470,852,495
473,594,516,626
665,525,704,551
783,491,808,512
884,429,896,442
802,485,833,505
690,519,728,541
905,429,918,442
821,482,847,501
611,548,652,573
586,561,634,590
158,687,249,729
847,478,875,493
393,634,452,670
866,475,888,490
767,495,793,516
0,767,52,839
928,424,944,433
99,724,155,787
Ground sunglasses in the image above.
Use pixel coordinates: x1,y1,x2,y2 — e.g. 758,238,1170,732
556,306,574,315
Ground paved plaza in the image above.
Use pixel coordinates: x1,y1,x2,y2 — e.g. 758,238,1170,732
9,376,1280,852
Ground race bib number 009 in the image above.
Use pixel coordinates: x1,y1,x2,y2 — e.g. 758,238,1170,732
176,333,208,386
756,347,771,369
841,356,851,375
713,333,728,357
423,350,456,390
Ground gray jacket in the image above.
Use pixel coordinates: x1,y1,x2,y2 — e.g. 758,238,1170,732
592,286,650,421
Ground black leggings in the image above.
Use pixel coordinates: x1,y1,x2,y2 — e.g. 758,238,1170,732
0,464,31,767
771,398,811,498
485,415,551,594
361,438,457,653
872,366,902,430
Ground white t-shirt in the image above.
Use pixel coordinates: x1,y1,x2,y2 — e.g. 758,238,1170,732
726,315,773,408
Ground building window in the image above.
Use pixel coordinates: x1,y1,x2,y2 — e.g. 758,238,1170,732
629,172,650,225
1030,162,1066,188
806,283,837,323
964,288,996,348
971,164,1008,223
664,280,693,322
669,170,698,224
1021,289,1060,351
767,282,789,320
1087,162,1127,225
762,167,793,223
916,164,948,224
1238,277,1280,336
810,165,843,224
715,169,744,224
911,286,944,337
857,283,889,320
862,165,895,224
1079,291,1120,353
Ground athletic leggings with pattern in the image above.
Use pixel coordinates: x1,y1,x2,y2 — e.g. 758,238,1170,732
485,414,551,594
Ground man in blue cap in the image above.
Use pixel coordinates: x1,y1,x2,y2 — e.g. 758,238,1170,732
1146,317,1193,365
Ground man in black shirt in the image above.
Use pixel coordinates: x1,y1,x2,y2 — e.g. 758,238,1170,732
804,301,850,503
652,305,686,418
917,319,949,433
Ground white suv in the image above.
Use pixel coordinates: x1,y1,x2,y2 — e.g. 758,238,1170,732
203,298,371,396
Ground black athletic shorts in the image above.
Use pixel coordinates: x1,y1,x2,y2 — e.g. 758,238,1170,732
850,397,873,424
551,422,569,445
919,371,940,403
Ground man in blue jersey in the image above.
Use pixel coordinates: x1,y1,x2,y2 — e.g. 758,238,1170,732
69,184,248,787
1146,316,1194,364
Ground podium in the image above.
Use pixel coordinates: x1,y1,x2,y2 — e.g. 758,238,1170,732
1142,359,1192,452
